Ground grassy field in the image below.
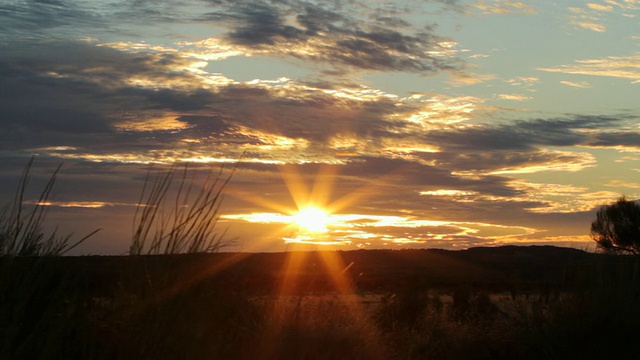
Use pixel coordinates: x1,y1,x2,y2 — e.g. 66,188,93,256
2,247,640,359
3,161,638,358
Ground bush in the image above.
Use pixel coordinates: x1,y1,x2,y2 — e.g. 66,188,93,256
591,196,640,255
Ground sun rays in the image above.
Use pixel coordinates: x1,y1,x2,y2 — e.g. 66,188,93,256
292,206,330,233
218,163,385,356
225,160,417,249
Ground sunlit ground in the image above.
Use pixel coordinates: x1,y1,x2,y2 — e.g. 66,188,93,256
256,243,385,359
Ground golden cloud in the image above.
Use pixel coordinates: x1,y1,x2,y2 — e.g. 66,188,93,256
470,0,537,15
496,94,532,101
448,71,497,86
560,80,591,88
538,53,640,83
604,180,640,189
487,150,596,175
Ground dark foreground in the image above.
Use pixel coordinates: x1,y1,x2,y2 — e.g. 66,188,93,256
2,246,640,359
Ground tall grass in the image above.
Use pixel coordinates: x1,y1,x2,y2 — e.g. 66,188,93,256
0,158,101,358
0,157,99,256
130,163,236,255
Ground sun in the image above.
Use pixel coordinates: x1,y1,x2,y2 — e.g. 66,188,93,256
292,206,330,233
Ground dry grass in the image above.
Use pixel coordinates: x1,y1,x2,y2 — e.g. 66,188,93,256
130,163,235,255
0,157,99,256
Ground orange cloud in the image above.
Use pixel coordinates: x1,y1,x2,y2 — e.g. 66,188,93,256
470,0,537,15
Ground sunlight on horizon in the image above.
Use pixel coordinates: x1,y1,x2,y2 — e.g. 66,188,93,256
221,210,547,249
292,206,330,233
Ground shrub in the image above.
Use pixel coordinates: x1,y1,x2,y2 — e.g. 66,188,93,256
591,196,640,255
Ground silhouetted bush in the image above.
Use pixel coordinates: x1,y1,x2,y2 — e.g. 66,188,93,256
591,196,640,255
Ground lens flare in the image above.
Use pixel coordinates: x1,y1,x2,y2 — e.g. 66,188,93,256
293,206,330,233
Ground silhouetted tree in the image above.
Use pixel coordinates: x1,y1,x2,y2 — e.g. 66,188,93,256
591,196,640,255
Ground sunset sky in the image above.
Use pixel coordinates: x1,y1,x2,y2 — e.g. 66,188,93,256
1,0,638,254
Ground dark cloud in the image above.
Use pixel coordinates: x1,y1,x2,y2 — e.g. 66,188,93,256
177,115,228,133
589,131,640,149
202,83,405,142
0,40,204,90
223,3,305,45
4,39,636,194
0,0,100,34
422,150,591,173
0,41,215,155
297,3,350,35
0,40,405,161
372,16,411,28
3,39,637,182
0,0,201,40
427,114,635,151
1,0,464,75
0,62,114,135
201,1,463,73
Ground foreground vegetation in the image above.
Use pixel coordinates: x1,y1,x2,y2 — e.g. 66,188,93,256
2,249,640,359
3,159,640,358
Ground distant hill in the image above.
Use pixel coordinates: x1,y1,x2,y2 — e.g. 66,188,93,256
6,245,621,296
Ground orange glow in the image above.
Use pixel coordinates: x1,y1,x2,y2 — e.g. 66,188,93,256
292,206,330,233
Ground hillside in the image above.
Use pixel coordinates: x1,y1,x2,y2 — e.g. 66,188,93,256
5,245,613,296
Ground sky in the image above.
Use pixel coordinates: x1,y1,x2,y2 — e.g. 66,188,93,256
0,0,639,254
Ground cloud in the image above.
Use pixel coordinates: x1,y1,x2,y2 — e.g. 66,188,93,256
0,41,251,167
418,180,612,215
27,200,133,208
197,1,465,74
3,0,638,253
496,94,531,101
572,20,607,32
487,151,596,174
424,116,609,152
587,131,640,150
587,3,614,12
538,52,640,83
448,71,496,86
3,38,637,177
0,43,235,126
615,155,640,163
506,76,539,91
409,114,639,177
423,149,596,175
4,39,637,185
1,20,637,236
469,0,537,15
604,180,640,189
0,0,466,76
216,3,306,46
222,210,540,248
0,0,102,35
0,39,473,167
560,80,591,88
567,1,639,32
567,5,607,32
